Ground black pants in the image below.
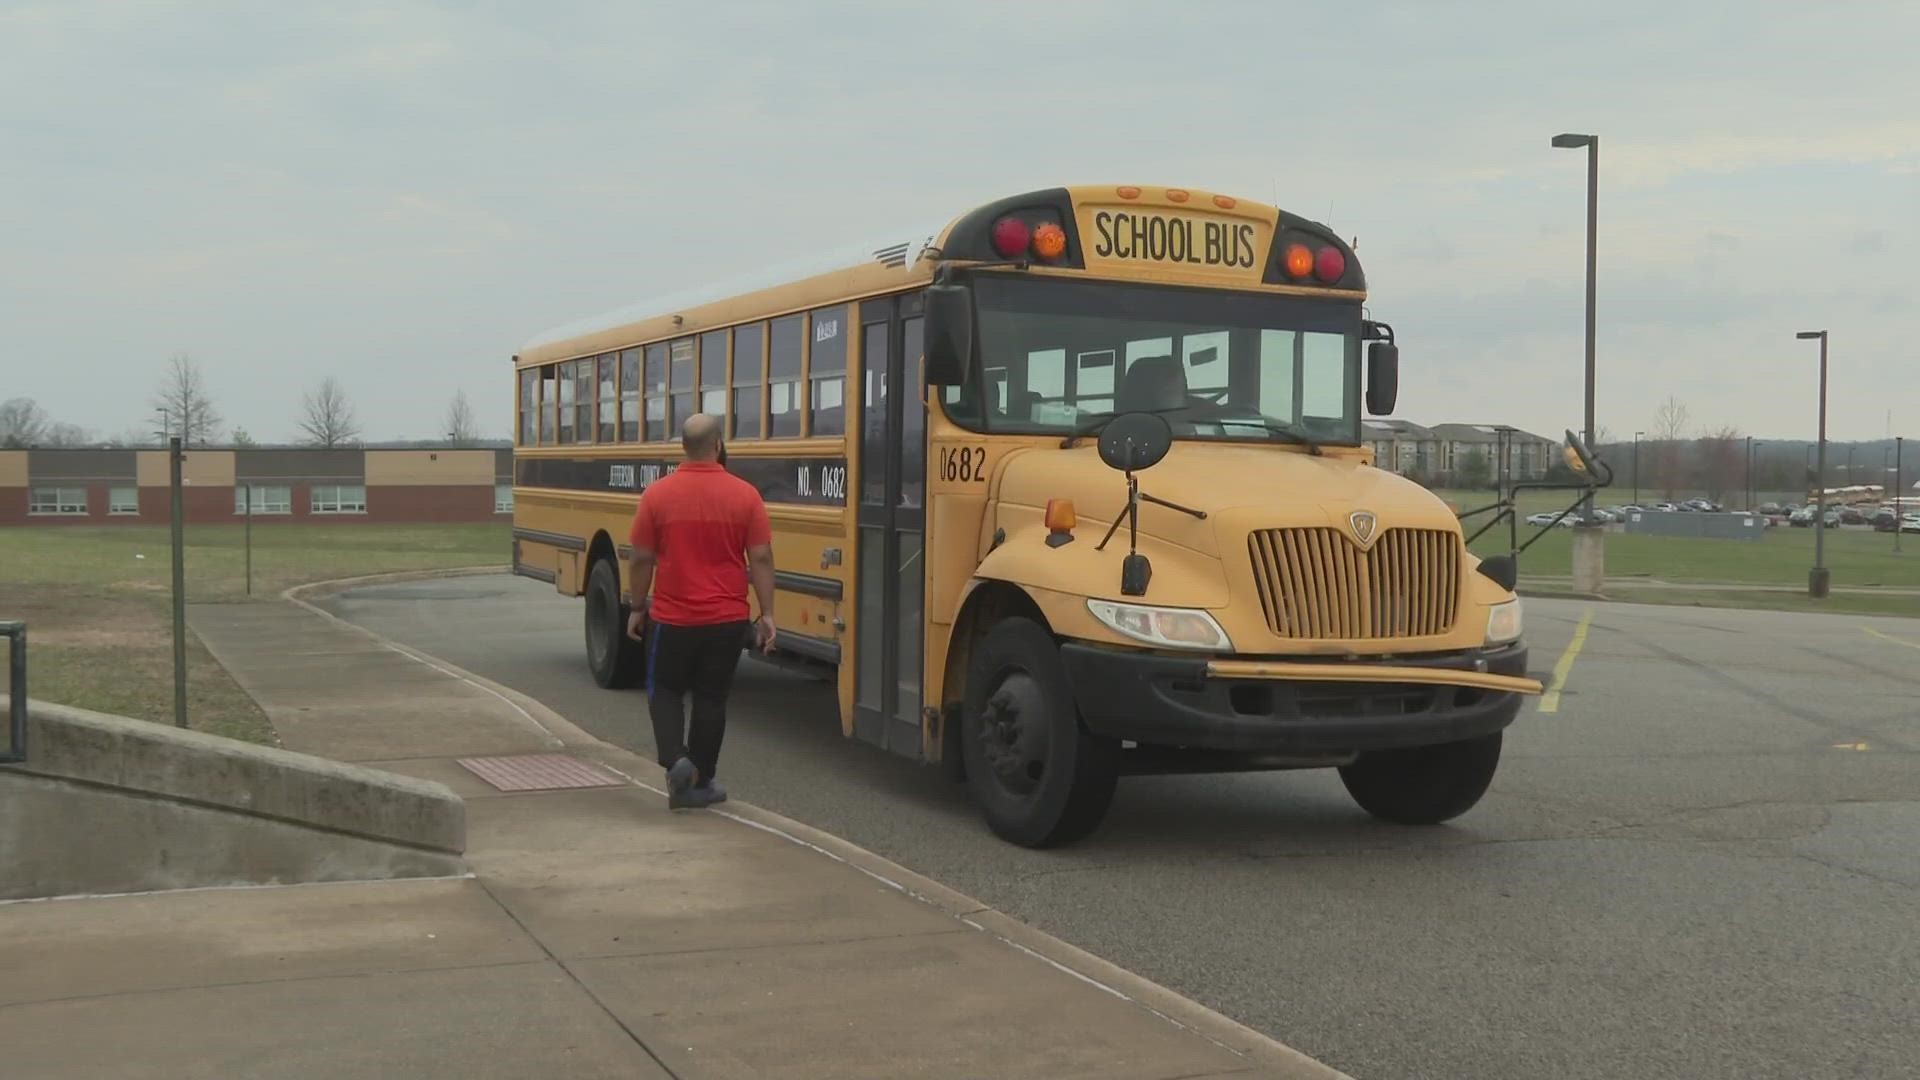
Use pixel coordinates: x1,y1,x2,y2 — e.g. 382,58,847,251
646,620,748,784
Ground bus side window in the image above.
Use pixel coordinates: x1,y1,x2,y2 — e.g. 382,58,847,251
769,315,803,438
645,344,669,442
519,368,538,446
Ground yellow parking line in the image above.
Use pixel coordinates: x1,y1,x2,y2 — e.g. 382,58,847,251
1537,607,1594,713
1861,626,1920,651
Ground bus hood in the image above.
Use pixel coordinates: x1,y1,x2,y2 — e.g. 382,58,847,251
994,442,1462,555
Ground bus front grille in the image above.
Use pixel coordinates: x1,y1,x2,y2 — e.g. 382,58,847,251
1248,527,1462,640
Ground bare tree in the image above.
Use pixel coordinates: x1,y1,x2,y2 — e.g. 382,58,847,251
0,397,49,448
1695,426,1744,504
1650,396,1691,498
45,422,93,447
153,352,222,446
298,376,361,447
444,390,479,446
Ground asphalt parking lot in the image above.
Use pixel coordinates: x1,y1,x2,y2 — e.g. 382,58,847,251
323,576,1920,1080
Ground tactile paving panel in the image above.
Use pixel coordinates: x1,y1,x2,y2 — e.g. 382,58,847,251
456,753,626,792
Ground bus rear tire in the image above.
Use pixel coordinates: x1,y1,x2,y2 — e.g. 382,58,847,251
585,557,645,690
961,618,1118,848
1338,731,1503,825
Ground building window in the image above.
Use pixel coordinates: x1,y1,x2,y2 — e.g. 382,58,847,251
109,486,139,515
769,314,803,438
645,344,669,442
700,330,728,422
234,485,293,515
29,487,88,515
519,369,538,446
596,354,616,443
731,323,764,439
618,349,640,442
494,483,514,513
809,305,847,436
310,484,367,514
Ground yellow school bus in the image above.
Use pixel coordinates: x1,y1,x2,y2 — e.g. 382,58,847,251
511,185,1546,847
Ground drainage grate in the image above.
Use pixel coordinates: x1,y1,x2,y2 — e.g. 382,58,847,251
456,753,627,792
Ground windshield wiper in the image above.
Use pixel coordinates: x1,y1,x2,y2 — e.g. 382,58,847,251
1213,417,1324,455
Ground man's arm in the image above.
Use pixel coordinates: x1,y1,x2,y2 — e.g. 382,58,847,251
747,543,776,653
625,548,656,640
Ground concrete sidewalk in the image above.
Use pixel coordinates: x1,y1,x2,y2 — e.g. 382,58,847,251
0,594,1343,1080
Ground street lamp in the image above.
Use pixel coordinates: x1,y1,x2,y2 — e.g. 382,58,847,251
1897,436,1905,554
1633,431,1644,504
1745,436,1755,511
1798,330,1830,597
1553,132,1599,521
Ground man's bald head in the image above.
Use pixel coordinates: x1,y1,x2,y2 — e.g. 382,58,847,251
681,413,722,460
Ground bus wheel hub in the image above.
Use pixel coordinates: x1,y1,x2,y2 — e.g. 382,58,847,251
981,674,1047,789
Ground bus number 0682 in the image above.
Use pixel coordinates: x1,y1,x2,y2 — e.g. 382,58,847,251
939,445,988,483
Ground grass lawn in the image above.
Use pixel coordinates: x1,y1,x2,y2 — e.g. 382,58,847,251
1468,522,1920,589
1,523,509,744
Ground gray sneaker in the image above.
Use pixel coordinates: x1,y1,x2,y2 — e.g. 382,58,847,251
665,756,696,804
669,780,726,810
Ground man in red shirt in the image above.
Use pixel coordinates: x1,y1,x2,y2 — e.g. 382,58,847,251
625,413,777,809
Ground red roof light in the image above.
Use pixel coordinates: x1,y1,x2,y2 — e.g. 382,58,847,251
1314,246,1346,283
991,217,1031,258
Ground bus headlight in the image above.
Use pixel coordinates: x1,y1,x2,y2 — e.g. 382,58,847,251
1485,598,1524,645
1087,599,1233,652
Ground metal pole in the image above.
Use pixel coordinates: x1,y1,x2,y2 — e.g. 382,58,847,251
1745,435,1753,510
245,482,253,596
1582,139,1598,521
1809,333,1830,598
169,436,188,726
1633,433,1641,504
1896,436,1904,554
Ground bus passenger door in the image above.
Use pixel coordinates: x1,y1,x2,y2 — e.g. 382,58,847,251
853,294,926,758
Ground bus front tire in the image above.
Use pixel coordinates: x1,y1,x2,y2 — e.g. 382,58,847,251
961,618,1118,848
585,558,645,690
1338,731,1503,825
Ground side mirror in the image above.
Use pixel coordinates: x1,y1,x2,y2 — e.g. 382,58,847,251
1098,412,1173,473
924,283,974,387
1365,341,1399,415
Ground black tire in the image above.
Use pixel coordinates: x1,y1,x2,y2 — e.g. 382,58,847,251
1338,731,1503,825
961,618,1118,847
585,557,646,689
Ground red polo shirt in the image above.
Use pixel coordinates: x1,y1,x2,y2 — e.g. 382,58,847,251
628,462,771,627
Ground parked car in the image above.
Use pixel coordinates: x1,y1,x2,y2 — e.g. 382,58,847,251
1903,514,1920,535
1525,511,1575,528
1652,502,1680,513
1789,506,1817,527
1872,507,1900,532
1758,502,1784,516
1839,507,1867,526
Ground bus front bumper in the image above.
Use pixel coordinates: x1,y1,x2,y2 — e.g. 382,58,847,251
1059,641,1538,755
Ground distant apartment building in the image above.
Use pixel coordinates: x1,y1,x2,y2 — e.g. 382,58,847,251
1363,422,1559,485
1362,420,1440,477
0,447,514,526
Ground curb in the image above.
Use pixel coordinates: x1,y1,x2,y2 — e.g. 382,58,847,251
284,569,1351,1079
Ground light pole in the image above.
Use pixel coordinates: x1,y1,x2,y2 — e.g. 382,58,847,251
1633,431,1644,504
1553,132,1599,521
1897,436,1905,554
1798,330,1830,597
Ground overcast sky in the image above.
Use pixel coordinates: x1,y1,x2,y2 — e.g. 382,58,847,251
3,1,1916,445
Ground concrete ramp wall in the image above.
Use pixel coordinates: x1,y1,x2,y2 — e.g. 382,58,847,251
0,698,465,901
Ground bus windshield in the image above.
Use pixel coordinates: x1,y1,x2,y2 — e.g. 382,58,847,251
945,275,1363,445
